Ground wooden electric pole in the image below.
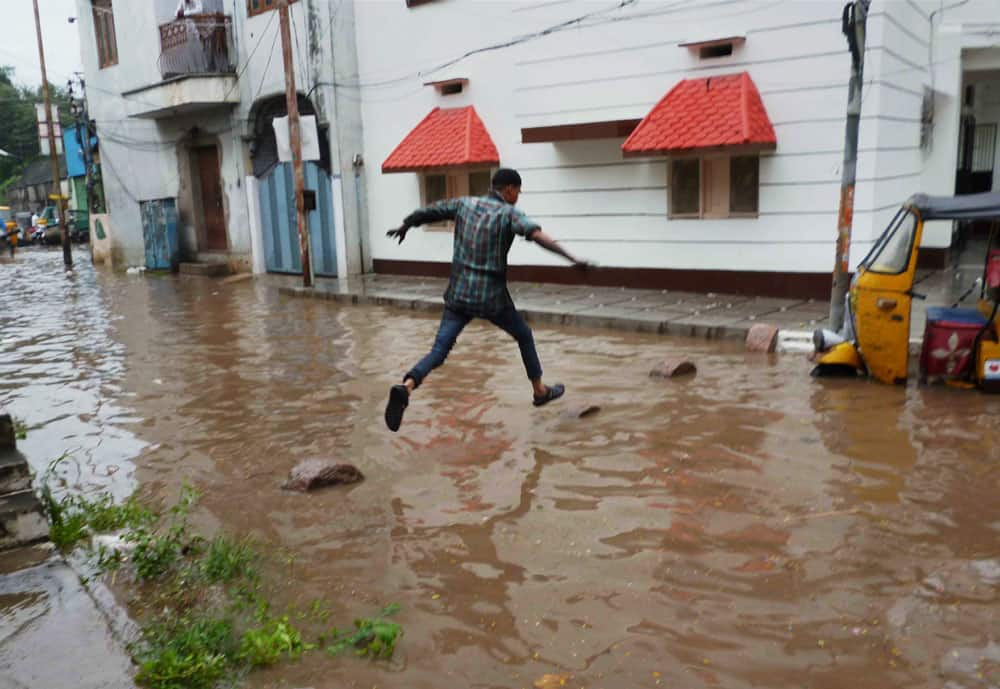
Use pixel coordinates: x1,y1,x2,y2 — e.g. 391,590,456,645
33,0,71,269
277,0,312,287
829,0,870,331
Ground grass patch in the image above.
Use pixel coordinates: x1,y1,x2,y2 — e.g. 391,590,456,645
133,615,237,689
239,616,310,667
40,481,404,687
326,604,403,660
12,417,28,440
200,535,258,584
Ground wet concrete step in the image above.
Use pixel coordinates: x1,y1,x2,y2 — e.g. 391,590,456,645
0,413,14,450
0,450,32,495
179,262,231,277
0,490,49,550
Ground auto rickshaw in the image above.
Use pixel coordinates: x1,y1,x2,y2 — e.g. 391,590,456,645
812,191,1000,392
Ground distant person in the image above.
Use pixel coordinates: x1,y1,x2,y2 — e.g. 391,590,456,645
383,168,591,432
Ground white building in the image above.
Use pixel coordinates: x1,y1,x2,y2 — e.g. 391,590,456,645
76,0,1000,298
76,0,365,275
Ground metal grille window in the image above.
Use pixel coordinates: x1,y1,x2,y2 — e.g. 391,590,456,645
972,123,997,173
92,0,118,69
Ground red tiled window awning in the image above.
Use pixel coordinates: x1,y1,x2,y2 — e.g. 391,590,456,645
382,106,500,174
622,72,776,157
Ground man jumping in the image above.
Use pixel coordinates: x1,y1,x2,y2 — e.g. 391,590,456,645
383,168,590,432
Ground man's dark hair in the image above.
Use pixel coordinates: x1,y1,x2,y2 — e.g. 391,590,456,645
491,168,522,189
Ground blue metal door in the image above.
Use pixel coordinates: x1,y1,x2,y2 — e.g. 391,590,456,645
141,198,179,270
259,162,337,276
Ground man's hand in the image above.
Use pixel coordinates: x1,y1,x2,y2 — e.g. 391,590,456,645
386,225,410,244
573,258,595,271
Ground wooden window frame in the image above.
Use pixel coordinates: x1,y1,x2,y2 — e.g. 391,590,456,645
668,155,760,219
420,168,494,231
247,0,299,18
92,0,118,69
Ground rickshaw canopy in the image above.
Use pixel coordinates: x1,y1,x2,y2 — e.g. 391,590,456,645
907,191,1000,220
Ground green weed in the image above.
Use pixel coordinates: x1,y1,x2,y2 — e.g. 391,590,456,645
132,615,237,689
200,535,257,584
40,486,88,549
12,417,27,440
326,604,403,660
239,616,309,667
39,486,156,551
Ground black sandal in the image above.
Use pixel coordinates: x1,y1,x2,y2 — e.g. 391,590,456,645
533,383,565,407
385,384,410,432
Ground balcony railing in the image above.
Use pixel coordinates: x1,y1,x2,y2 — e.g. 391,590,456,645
158,13,235,80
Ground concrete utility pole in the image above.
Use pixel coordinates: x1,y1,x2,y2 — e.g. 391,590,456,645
829,0,870,331
33,0,72,269
277,0,312,287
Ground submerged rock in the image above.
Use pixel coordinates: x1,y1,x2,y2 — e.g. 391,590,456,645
649,358,697,378
282,460,364,492
745,323,780,353
562,402,602,419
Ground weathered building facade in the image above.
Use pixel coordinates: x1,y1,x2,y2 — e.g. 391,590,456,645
75,0,366,273
76,0,1000,297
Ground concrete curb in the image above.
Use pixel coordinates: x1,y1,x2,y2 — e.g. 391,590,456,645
278,286,756,342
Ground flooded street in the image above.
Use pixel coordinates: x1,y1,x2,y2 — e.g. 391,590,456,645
2,249,1000,689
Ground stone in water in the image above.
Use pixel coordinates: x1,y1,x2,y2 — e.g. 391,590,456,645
283,460,364,492
649,358,697,378
745,323,779,353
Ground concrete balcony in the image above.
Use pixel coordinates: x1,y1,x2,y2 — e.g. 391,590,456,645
121,13,238,120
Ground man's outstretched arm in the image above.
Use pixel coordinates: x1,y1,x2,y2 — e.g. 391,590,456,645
529,229,591,268
387,199,460,244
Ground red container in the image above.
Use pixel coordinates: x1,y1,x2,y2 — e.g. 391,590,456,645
920,307,987,380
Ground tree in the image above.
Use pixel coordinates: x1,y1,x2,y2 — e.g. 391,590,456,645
0,65,74,199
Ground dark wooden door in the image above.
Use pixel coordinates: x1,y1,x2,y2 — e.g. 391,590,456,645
196,146,227,251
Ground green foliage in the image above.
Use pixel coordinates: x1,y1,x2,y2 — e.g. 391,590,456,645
12,417,28,440
199,535,258,584
37,475,404,687
326,605,403,660
79,493,155,532
128,484,201,580
40,485,89,549
132,615,236,689
239,616,309,667
0,65,75,185
129,526,186,580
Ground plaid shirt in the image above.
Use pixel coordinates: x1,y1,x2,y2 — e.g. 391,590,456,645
404,191,541,315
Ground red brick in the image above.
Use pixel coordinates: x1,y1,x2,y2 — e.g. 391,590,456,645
745,323,779,353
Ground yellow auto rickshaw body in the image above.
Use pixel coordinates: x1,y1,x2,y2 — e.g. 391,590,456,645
815,191,1000,390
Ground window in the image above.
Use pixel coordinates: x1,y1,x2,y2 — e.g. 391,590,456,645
420,169,494,230
669,155,759,218
699,43,734,59
92,1,118,69
866,211,917,275
247,0,298,17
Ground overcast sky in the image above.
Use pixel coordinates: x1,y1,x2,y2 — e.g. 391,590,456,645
1,0,83,89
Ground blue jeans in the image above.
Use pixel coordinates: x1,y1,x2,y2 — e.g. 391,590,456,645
406,306,543,388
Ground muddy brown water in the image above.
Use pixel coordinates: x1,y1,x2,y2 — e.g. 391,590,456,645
2,250,1000,689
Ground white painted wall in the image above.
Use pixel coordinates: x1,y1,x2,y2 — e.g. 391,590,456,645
356,0,870,275
355,0,1000,277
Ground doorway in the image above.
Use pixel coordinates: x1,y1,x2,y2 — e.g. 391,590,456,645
194,146,227,251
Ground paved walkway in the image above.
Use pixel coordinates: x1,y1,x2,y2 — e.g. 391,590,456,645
276,273,831,341
272,265,982,346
